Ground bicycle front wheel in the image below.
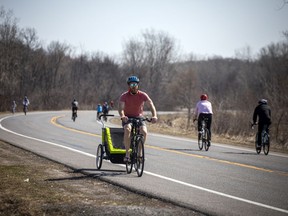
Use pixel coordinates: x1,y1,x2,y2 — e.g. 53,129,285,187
96,144,103,169
263,133,270,155
126,155,133,174
136,137,145,177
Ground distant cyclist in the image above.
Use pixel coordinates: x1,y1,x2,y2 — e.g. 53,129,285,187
252,99,271,147
193,94,213,146
71,99,78,119
22,96,30,113
11,100,17,114
103,102,109,115
96,103,102,119
110,100,114,109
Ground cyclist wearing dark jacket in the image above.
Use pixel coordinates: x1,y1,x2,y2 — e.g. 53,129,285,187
253,99,271,146
71,99,78,118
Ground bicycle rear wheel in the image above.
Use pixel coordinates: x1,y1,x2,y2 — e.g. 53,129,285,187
72,112,76,122
204,129,210,151
126,144,134,174
96,144,103,169
198,132,203,150
136,137,145,177
255,133,261,154
263,133,270,155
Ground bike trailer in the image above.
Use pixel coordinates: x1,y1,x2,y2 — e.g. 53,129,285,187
102,127,126,163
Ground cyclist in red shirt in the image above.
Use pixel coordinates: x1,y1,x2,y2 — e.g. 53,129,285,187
118,75,157,162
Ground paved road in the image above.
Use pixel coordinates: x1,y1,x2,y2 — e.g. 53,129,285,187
0,111,287,216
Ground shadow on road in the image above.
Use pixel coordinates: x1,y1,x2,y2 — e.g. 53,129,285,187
222,151,257,155
45,168,126,182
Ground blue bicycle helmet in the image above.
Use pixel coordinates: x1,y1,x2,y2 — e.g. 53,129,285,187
127,75,139,84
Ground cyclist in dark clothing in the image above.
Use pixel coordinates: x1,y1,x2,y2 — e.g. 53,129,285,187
71,99,78,119
103,102,109,115
253,99,271,146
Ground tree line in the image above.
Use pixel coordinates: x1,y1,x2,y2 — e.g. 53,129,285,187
1,7,287,149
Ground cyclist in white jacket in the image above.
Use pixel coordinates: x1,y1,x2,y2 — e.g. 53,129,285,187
193,94,213,146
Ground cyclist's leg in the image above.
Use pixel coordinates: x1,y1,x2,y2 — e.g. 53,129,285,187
207,114,212,145
140,125,147,144
257,124,264,146
139,125,147,157
266,123,270,135
198,114,204,134
123,123,132,160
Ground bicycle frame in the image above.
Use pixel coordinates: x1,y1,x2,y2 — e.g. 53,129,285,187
198,117,210,151
252,122,270,155
72,110,77,121
126,117,150,177
23,105,28,115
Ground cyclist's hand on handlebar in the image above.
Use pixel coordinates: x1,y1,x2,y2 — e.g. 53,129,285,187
151,116,157,124
121,116,128,123
250,121,257,129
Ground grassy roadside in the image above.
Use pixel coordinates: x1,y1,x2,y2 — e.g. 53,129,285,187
0,141,202,216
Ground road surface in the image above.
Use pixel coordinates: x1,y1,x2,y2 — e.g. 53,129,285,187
0,111,287,216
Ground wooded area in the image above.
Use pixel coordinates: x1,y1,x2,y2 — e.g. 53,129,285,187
1,7,287,149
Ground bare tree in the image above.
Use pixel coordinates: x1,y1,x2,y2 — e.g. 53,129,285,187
169,66,197,128
121,29,178,109
0,6,22,110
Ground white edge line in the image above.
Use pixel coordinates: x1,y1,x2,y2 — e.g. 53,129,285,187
0,115,95,158
143,171,288,214
1,115,287,214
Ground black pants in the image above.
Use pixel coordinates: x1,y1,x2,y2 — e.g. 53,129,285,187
198,113,212,141
72,108,78,117
257,123,270,146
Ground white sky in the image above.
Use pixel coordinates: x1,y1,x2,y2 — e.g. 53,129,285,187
1,0,288,58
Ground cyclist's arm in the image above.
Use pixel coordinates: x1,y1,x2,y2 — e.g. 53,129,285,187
118,101,126,119
193,105,199,121
252,107,258,124
146,100,157,122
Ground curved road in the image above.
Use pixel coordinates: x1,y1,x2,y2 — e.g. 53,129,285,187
0,111,287,216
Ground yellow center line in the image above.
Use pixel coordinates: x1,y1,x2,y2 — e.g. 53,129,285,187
146,146,288,176
50,115,101,137
51,115,288,177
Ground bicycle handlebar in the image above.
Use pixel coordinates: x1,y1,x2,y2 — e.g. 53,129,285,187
250,121,257,129
99,114,114,119
127,117,152,123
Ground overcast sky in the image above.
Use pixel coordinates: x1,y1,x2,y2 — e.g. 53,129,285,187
1,0,288,58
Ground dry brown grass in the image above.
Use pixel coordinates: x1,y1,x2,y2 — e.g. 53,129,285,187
111,113,288,153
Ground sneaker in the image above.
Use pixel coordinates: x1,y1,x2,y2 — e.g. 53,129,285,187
207,141,211,147
123,156,131,163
